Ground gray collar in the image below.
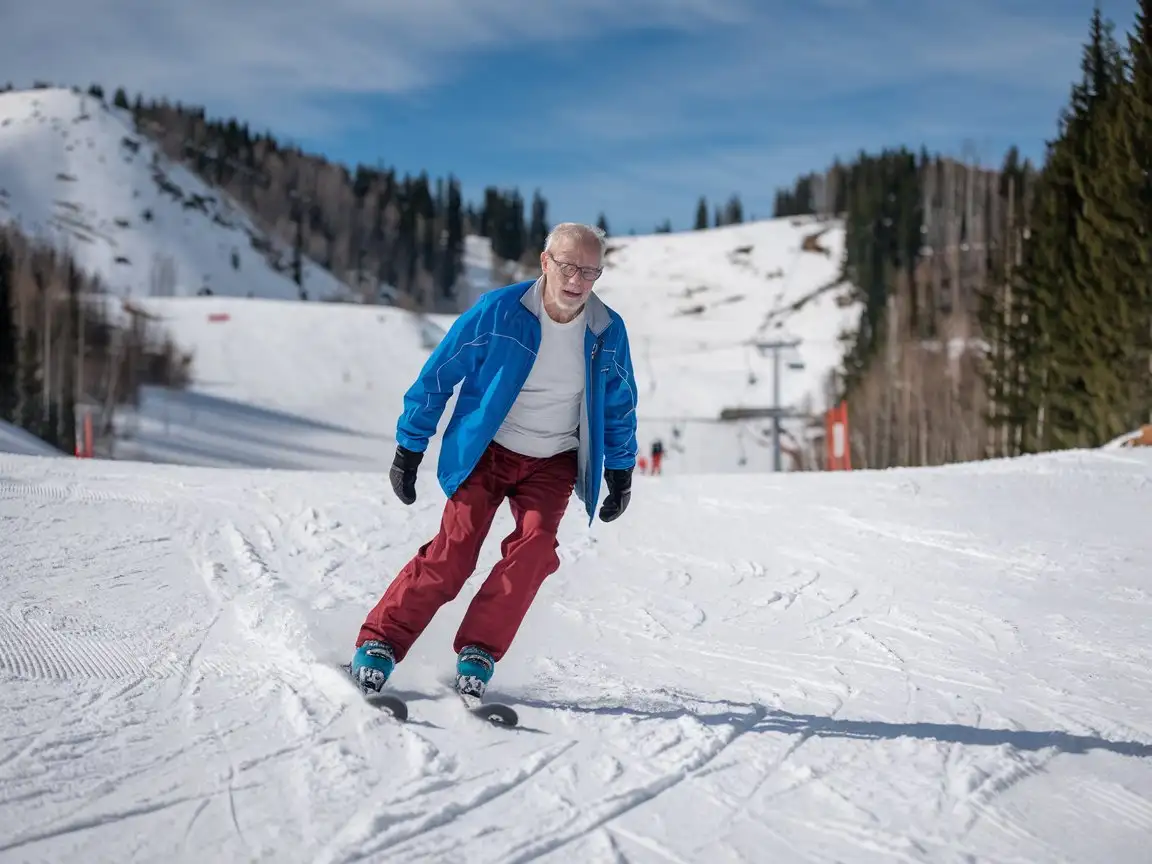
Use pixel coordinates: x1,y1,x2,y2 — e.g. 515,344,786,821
519,276,611,335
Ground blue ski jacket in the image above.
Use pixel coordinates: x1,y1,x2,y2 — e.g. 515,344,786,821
395,277,639,524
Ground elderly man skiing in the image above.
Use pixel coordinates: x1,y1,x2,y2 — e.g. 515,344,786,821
351,222,638,702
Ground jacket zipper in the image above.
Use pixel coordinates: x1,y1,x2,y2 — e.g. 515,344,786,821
584,335,605,504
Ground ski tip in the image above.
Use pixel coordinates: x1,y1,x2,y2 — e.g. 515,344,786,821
469,701,518,727
365,692,409,721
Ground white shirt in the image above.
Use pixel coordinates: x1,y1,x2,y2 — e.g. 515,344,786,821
493,306,585,458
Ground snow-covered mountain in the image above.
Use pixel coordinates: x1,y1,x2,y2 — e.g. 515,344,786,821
0,87,350,302
0,86,856,473
111,214,854,475
594,216,854,471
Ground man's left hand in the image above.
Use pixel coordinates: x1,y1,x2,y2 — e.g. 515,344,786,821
598,468,632,522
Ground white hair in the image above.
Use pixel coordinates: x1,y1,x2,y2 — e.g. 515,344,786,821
543,222,607,261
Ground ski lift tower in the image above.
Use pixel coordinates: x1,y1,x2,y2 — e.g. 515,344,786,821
754,337,805,471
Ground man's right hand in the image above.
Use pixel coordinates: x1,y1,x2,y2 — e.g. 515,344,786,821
389,445,423,505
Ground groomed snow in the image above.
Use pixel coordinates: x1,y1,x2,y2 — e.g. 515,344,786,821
2,446,1150,862
108,295,445,472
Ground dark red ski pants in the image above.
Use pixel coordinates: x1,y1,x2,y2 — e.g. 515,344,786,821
357,442,578,663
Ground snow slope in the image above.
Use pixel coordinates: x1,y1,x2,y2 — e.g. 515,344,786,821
2,447,1150,862
0,420,64,456
0,87,348,302
114,217,853,476
98,216,852,475
597,216,851,419
0,85,854,473
109,295,446,471
592,216,856,473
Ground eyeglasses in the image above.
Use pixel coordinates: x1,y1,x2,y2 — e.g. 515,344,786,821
547,252,602,282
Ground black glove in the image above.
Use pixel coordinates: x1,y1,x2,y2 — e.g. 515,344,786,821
389,445,423,505
598,467,632,522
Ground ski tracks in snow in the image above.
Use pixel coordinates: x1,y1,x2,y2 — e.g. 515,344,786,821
4,455,1152,861
0,466,424,860
528,484,1152,861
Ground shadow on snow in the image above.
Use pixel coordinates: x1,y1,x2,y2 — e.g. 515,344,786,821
501,694,1152,759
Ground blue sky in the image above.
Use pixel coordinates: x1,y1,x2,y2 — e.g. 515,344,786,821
2,0,1140,233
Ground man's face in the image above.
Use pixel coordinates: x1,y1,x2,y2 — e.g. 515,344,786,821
541,240,602,314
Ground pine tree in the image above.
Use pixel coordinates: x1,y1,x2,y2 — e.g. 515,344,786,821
724,194,744,224
1008,7,1121,451
596,212,609,236
1126,0,1152,422
291,196,305,297
528,191,548,256
417,174,437,281
1069,11,1145,442
17,328,41,438
506,190,526,262
0,234,16,421
1046,9,1124,448
1009,128,1078,451
978,147,1036,456
442,177,464,299
59,261,80,455
480,187,500,241
694,197,708,230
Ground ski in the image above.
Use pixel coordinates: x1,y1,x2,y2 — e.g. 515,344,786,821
340,663,409,721
458,691,519,727
363,691,409,722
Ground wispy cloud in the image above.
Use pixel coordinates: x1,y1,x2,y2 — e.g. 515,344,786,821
527,0,1094,149
2,0,1136,230
3,0,755,133
501,0,1133,227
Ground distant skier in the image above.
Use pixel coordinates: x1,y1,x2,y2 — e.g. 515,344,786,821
351,222,639,700
650,438,664,475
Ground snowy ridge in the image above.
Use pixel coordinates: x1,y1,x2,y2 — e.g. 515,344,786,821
1,447,1150,861
0,87,349,302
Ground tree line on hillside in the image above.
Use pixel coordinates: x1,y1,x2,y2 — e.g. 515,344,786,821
691,195,746,230
772,169,849,218
12,83,770,275
0,223,190,453
132,94,473,311
1000,7,1152,454
71,88,591,311
767,3,1152,468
